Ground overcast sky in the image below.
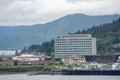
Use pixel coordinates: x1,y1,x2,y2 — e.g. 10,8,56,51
0,0,120,26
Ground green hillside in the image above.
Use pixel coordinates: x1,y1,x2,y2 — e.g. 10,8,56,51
23,18,120,55
75,18,120,54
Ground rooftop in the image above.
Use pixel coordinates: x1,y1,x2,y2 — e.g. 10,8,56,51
60,34,92,38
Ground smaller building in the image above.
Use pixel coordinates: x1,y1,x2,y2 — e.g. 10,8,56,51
12,54,40,61
62,56,86,65
85,54,120,63
0,60,13,66
0,54,56,66
0,50,19,57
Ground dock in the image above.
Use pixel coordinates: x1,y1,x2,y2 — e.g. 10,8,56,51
61,70,120,75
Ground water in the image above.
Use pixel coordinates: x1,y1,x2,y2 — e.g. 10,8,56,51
0,74,119,80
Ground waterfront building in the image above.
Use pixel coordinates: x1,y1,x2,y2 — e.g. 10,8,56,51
0,50,21,57
62,56,86,65
12,54,40,61
12,54,52,61
54,34,96,58
85,54,120,63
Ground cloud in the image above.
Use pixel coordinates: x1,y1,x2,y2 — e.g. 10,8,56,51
0,0,120,26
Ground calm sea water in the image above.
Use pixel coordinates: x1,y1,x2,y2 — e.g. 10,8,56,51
0,74,119,80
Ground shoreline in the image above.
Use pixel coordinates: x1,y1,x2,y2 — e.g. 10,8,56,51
0,67,47,75
0,65,56,75
1,68,120,76
0,71,36,75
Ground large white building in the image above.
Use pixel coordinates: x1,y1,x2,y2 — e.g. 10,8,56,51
54,34,96,58
0,50,20,57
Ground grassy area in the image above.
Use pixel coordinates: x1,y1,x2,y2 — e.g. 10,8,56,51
0,65,56,70
0,65,43,69
43,65,56,70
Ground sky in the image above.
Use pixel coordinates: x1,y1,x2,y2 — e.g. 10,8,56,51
0,0,120,26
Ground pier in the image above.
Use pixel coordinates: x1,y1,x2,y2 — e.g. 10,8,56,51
61,70,120,75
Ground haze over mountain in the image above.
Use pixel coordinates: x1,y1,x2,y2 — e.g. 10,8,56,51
0,14,120,50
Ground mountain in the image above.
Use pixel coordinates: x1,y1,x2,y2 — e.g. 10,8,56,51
0,14,120,50
24,18,120,55
0,26,16,39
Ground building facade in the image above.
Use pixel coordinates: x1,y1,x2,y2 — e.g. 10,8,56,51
54,34,96,58
0,50,17,57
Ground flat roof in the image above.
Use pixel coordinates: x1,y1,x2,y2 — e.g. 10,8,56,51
60,34,92,38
